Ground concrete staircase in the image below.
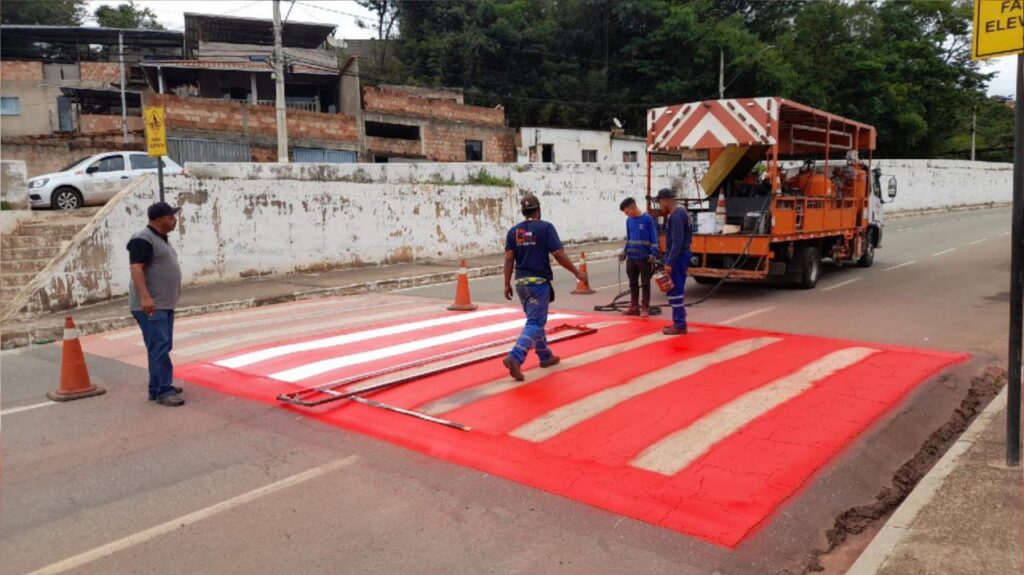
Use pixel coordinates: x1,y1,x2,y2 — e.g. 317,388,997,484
1,209,100,315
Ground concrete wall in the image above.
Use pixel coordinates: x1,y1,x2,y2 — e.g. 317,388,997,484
874,159,1014,212
0,160,29,212
7,159,1014,317
0,60,64,137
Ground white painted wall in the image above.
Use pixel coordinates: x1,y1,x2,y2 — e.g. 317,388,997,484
9,159,1013,316
517,127,646,164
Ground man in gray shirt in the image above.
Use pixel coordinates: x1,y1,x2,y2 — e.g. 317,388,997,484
128,202,184,406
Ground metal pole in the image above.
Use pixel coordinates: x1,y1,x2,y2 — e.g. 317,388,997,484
118,32,128,144
157,157,165,204
1008,53,1023,467
971,107,977,162
273,0,289,163
719,48,725,100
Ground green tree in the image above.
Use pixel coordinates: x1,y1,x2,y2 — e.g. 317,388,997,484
94,1,164,30
1,0,88,26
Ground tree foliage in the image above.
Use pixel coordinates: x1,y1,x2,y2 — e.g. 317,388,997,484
94,1,164,30
387,0,1002,159
1,0,88,26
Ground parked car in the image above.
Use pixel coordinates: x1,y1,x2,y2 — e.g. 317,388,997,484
27,152,183,210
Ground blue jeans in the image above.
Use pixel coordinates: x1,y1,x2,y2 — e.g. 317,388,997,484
667,254,690,328
507,283,553,365
132,309,175,399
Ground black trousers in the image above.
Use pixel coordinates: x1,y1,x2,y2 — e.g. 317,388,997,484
626,259,654,307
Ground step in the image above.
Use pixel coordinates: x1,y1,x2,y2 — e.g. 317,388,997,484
0,272,38,288
0,259,50,274
0,246,61,261
15,223,86,237
0,235,72,249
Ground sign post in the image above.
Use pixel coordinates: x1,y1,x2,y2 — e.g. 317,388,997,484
143,106,168,203
973,0,1023,466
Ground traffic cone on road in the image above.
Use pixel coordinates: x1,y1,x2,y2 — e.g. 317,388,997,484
47,316,105,402
571,252,596,295
448,259,479,311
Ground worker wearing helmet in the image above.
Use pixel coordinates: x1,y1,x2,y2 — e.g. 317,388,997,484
656,188,692,335
502,193,588,381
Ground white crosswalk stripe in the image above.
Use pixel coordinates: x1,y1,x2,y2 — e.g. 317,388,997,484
631,346,878,475
271,314,576,382
510,337,782,442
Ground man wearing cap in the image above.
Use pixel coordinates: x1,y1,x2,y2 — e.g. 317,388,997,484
502,193,587,381
127,202,184,406
655,188,692,335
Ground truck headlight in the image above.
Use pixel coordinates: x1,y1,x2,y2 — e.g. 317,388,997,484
28,178,49,189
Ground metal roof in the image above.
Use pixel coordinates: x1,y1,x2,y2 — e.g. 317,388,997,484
184,12,335,52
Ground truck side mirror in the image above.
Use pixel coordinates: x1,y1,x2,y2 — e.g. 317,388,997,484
887,176,897,200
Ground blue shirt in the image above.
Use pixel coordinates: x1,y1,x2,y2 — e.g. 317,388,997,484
665,206,692,265
505,219,563,281
624,213,660,260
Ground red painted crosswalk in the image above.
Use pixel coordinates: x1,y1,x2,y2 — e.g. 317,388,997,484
144,296,967,547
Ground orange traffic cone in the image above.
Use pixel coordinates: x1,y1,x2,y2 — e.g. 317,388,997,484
571,252,596,294
715,189,727,233
47,316,105,402
448,259,479,311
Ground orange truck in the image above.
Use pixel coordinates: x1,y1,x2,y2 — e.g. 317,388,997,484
645,98,897,289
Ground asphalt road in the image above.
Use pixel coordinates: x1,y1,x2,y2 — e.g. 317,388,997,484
0,207,1012,575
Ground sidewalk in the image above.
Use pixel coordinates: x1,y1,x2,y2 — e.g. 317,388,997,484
0,241,621,349
850,387,1023,575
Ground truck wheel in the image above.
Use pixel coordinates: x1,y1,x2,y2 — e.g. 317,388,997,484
798,246,821,289
857,231,875,268
693,276,717,285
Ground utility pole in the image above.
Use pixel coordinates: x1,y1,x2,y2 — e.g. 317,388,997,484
1007,53,1023,467
719,48,725,100
971,106,977,161
273,0,289,163
118,32,128,144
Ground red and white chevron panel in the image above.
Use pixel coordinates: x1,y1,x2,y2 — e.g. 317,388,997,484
648,97,779,151
82,295,967,546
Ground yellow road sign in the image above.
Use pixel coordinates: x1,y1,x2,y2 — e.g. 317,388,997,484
973,0,1024,60
144,106,167,157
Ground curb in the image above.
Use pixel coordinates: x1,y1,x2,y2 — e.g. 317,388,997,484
886,202,1011,220
0,249,620,350
846,387,1009,575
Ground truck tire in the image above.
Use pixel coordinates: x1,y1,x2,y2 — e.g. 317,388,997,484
693,276,717,285
797,246,821,289
857,230,875,268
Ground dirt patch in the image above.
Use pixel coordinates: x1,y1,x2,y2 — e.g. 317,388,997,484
800,368,1007,574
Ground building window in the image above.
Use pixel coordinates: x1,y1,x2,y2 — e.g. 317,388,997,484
0,97,20,116
623,151,638,163
365,121,420,141
582,149,597,162
465,140,483,162
541,144,554,163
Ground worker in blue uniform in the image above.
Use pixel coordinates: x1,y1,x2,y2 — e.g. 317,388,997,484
502,194,587,381
618,197,660,317
655,188,692,335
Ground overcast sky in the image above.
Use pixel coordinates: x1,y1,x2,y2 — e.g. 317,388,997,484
85,0,1019,98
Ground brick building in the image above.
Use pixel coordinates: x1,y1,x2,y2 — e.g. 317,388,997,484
1,15,515,174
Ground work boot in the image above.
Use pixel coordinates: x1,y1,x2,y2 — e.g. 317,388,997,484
539,356,561,368
148,386,183,401
622,306,640,316
640,306,650,318
662,325,688,336
503,357,525,381
154,393,185,407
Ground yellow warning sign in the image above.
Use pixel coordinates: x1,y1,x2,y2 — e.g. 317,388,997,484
973,0,1024,60
144,106,167,157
